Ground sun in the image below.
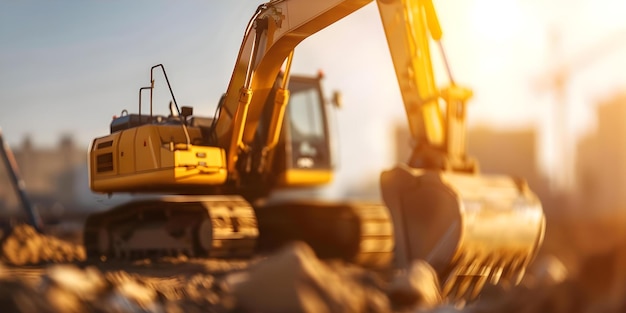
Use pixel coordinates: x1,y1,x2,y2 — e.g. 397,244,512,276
469,0,527,42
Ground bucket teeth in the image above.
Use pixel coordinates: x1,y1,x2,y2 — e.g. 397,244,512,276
441,255,529,303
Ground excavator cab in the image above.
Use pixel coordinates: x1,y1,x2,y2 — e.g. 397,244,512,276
263,74,334,189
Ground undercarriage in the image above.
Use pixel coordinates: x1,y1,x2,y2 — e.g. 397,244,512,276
83,195,395,269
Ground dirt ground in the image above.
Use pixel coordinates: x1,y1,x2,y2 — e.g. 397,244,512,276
0,213,625,313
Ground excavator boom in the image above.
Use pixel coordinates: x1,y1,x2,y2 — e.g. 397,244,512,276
213,0,476,180
213,0,371,176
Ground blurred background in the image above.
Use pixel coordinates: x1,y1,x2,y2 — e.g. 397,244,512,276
2,0,626,276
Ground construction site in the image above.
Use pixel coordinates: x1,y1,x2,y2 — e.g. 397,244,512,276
1,0,626,312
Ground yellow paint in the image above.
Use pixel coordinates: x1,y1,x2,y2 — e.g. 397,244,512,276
276,169,333,187
90,124,227,193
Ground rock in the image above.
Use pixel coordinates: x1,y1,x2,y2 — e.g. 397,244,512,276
387,260,443,310
524,255,568,287
37,265,107,313
0,278,55,313
42,265,107,299
229,241,390,313
184,274,217,303
103,279,162,313
0,224,85,266
114,279,157,308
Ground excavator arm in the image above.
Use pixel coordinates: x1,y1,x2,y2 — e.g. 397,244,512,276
377,0,474,171
378,0,445,153
372,1,544,300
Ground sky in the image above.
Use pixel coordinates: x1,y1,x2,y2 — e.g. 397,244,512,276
2,0,626,194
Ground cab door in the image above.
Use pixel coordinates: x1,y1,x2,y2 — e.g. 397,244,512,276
276,74,333,187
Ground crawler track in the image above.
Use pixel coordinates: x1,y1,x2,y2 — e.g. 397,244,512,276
83,196,258,260
256,201,394,269
83,196,394,269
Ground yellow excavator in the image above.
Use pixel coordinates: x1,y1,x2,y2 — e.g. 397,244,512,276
84,0,545,301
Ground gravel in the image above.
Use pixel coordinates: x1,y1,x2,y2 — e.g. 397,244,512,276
1,224,626,313
0,225,444,313
0,224,85,266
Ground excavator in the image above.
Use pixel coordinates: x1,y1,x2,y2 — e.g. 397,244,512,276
84,0,545,302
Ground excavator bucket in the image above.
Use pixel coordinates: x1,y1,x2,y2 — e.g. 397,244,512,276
381,164,545,301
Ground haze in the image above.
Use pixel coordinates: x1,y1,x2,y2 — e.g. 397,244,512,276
2,0,626,192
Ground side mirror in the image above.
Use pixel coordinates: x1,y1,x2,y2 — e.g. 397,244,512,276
331,91,343,109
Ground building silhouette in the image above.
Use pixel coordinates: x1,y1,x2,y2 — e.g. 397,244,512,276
576,92,626,215
467,126,551,198
0,135,87,217
393,124,557,212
